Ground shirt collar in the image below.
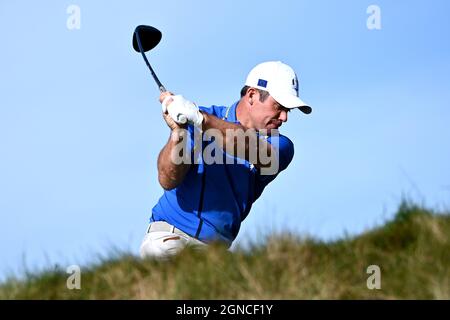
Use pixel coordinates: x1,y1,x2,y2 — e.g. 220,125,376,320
222,101,240,123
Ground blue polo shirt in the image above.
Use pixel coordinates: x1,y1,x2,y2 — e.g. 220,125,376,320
150,101,294,247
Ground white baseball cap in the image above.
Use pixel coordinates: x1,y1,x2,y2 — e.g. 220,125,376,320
245,61,312,114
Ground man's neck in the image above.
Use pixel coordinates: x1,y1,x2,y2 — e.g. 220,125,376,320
236,100,252,128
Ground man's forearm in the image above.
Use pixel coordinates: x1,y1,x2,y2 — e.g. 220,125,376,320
157,129,191,190
200,112,274,168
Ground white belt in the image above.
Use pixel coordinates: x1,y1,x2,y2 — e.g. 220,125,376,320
147,221,192,239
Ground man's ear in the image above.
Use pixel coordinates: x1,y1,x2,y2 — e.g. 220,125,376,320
247,88,257,106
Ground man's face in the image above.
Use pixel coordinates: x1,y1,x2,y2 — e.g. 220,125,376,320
250,93,290,131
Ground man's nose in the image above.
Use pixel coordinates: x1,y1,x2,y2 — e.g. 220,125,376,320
279,110,288,122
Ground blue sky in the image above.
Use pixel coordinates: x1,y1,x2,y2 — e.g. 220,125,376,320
1,0,449,280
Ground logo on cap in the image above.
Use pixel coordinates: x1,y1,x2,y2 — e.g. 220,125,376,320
257,79,268,88
292,76,299,94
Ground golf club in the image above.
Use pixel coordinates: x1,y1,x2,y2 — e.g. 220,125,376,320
132,25,166,93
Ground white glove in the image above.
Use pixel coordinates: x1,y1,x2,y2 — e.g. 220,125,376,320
161,95,204,127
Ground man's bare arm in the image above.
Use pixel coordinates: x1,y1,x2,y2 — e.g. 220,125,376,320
201,112,275,169
157,127,191,190
157,93,191,190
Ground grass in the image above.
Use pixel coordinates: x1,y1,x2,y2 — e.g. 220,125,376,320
0,201,449,299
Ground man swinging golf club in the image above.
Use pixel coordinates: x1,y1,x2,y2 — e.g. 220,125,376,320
139,60,312,259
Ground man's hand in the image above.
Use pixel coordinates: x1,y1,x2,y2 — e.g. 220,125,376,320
159,92,181,130
160,93,204,128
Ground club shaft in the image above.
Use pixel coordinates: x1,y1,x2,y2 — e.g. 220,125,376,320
135,31,166,93
140,51,166,92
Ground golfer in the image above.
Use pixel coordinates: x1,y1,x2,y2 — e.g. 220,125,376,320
140,61,311,258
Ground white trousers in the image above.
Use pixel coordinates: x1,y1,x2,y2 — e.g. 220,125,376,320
139,221,207,259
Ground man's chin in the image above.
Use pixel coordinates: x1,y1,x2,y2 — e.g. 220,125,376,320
266,123,281,130
259,126,280,136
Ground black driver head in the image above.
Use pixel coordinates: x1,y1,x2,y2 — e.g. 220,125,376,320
132,25,162,52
